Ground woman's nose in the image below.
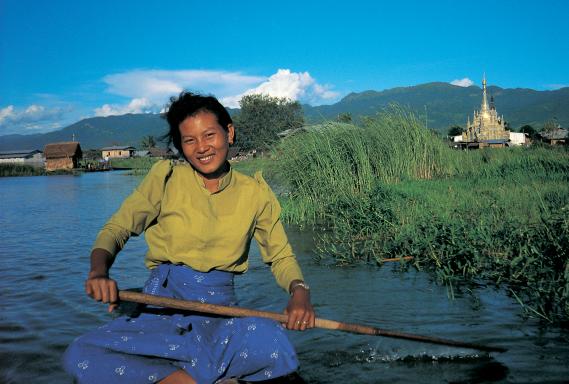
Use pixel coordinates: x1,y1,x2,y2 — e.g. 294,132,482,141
196,139,209,152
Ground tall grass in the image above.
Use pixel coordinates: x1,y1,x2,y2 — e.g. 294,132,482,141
273,108,569,320
275,107,454,223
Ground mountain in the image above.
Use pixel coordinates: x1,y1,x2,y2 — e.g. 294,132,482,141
0,114,169,151
1,83,568,151
304,82,569,130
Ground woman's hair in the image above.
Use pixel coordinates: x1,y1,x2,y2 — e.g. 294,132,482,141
162,91,233,153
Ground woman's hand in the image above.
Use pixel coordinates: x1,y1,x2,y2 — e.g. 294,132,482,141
284,282,315,331
85,248,119,312
85,272,119,313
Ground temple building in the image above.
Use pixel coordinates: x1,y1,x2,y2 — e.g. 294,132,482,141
461,76,509,147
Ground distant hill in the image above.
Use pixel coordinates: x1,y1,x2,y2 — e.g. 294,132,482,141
0,114,169,151
304,82,569,130
1,83,568,151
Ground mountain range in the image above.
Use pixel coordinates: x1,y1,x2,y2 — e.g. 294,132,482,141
1,82,568,151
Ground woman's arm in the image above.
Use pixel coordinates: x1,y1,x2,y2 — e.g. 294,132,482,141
84,161,173,312
252,173,316,331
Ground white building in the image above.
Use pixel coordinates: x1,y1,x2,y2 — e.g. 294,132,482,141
0,150,45,167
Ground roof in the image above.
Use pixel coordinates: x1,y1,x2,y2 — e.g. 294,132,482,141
0,149,42,159
44,142,82,159
101,146,136,151
539,128,568,140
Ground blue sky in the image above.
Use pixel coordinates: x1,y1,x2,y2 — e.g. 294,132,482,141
1,0,568,135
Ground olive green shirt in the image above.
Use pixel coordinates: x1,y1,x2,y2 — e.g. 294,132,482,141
93,160,303,292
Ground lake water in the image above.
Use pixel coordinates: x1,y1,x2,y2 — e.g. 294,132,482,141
1,171,568,383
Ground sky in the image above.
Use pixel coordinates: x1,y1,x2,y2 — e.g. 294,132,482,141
1,0,568,136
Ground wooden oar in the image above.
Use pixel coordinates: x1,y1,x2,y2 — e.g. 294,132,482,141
118,290,506,353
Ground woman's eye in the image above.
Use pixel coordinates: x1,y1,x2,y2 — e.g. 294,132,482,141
184,139,194,144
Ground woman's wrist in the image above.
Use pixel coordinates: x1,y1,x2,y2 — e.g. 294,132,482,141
289,280,310,296
88,270,109,279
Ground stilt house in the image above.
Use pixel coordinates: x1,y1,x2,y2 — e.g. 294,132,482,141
44,142,82,171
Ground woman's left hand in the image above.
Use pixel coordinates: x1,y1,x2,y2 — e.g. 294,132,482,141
284,285,315,331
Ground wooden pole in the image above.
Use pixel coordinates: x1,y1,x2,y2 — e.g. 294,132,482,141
118,290,506,353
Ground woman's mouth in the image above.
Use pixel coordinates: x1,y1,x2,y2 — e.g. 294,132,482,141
197,154,214,163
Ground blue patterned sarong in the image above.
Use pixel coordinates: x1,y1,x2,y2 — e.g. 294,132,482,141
63,264,299,383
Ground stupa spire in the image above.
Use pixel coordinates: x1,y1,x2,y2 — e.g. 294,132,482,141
481,74,489,114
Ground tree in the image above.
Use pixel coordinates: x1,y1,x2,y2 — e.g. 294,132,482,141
336,112,352,123
141,135,157,149
233,94,304,151
542,118,559,133
519,124,537,139
447,125,463,137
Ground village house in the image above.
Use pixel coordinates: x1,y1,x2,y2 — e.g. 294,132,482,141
44,142,82,171
539,127,568,145
101,146,136,160
0,149,44,167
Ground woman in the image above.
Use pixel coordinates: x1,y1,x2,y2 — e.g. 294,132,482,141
63,92,315,384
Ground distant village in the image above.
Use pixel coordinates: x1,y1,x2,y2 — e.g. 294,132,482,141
1,76,567,172
450,76,567,149
0,143,179,172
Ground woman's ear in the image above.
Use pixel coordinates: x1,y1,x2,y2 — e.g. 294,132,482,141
227,124,235,145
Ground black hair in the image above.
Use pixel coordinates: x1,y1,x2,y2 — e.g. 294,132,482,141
162,91,233,154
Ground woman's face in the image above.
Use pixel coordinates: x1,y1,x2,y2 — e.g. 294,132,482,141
179,111,234,180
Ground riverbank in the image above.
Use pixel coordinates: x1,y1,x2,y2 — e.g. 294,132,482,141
272,109,569,322
0,158,160,177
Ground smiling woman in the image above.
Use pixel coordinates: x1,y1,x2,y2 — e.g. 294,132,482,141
63,91,314,384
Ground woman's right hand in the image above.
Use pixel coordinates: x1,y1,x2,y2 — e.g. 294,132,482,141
86,248,118,312
85,272,119,313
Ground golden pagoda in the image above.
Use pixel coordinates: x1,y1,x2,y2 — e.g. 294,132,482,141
462,75,509,144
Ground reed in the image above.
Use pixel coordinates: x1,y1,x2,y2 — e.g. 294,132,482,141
274,107,454,223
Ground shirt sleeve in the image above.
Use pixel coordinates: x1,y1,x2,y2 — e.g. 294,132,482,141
253,171,304,292
92,160,173,257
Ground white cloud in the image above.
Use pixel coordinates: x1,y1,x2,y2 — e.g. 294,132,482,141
545,83,569,90
451,78,474,87
94,98,154,117
0,104,66,134
101,69,265,105
221,69,339,108
96,68,339,112
0,105,15,125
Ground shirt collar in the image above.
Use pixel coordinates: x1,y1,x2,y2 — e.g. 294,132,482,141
189,161,233,194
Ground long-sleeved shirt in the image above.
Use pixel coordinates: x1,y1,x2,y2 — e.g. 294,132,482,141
93,159,304,291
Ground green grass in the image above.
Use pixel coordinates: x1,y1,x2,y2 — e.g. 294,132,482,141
108,157,160,171
231,156,275,177
271,107,569,321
